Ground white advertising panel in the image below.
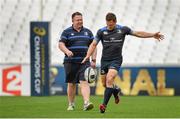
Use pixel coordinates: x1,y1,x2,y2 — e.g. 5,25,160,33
0,65,30,96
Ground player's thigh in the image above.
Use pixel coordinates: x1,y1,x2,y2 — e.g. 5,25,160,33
106,60,121,82
106,68,118,84
100,60,109,87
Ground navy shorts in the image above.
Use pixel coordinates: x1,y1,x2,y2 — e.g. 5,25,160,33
64,62,90,83
100,60,122,75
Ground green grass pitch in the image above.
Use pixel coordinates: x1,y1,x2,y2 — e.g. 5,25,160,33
0,96,180,118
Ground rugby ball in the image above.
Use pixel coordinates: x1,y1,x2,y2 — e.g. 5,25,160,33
84,67,97,83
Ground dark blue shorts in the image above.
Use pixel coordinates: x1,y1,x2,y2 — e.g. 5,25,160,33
64,62,90,83
100,60,122,75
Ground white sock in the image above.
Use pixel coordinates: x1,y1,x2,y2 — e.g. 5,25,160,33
69,102,75,106
84,100,89,105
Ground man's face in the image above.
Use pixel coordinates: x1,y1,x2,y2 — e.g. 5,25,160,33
72,15,83,29
106,20,116,30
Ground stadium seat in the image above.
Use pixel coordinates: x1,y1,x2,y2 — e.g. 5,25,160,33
0,0,180,65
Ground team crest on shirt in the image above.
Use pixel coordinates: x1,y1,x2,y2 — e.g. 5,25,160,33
117,30,122,33
103,31,108,35
84,32,88,36
71,33,74,36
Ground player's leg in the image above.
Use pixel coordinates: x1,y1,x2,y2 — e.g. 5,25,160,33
64,62,78,110
113,84,120,104
100,68,118,113
79,62,94,111
111,61,122,104
99,60,108,113
104,68,118,104
79,80,93,110
99,74,106,113
67,83,76,110
80,80,90,103
100,60,108,88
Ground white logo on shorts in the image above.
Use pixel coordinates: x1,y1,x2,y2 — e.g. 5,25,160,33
101,70,105,74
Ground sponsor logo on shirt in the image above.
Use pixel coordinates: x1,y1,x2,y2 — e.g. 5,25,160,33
104,38,123,43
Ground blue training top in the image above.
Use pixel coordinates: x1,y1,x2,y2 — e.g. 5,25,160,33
95,24,133,61
59,26,94,63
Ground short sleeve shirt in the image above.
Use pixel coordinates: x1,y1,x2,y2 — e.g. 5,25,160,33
59,26,94,63
95,24,132,61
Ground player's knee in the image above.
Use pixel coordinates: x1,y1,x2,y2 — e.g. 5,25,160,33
106,74,115,81
106,75,115,86
106,79,113,87
68,83,76,88
80,81,89,87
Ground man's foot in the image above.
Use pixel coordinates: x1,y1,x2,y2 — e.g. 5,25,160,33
83,102,94,111
67,105,75,111
99,104,106,113
114,88,120,104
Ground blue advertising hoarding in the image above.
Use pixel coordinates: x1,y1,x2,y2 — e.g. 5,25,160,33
30,22,50,96
50,66,180,96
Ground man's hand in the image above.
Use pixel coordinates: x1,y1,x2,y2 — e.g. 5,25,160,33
81,56,89,64
91,60,96,68
66,50,73,57
154,32,164,41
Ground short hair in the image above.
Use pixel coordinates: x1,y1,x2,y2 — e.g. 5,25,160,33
106,12,117,22
72,12,82,19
